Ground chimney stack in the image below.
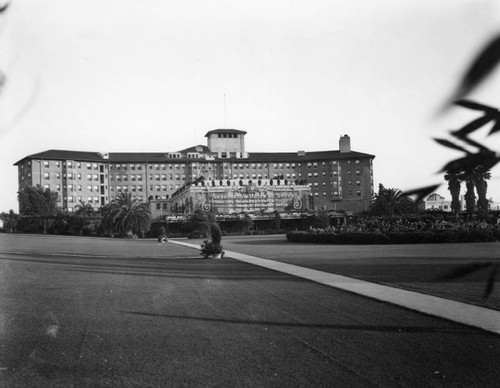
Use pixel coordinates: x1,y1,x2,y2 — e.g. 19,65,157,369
339,134,351,153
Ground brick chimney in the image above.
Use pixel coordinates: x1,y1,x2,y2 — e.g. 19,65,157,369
339,134,351,153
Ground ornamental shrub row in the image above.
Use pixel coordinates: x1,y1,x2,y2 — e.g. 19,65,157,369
286,230,499,244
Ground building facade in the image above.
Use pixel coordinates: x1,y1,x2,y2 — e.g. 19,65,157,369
419,193,452,212
15,130,375,214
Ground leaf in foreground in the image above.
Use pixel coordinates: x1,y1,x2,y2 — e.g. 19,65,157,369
451,33,500,101
438,262,492,281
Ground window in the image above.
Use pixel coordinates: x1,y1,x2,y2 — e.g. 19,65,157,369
87,185,92,191
68,184,73,191
56,184,61,191
56,173,61,179
43,184,50,190
87,163,92,170
43,161,49,168
93,163,98,170
44,172,50,180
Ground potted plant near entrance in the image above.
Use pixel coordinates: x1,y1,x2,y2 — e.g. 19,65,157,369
201,223,224,259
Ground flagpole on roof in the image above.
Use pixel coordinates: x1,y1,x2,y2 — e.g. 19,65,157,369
224,93,227,129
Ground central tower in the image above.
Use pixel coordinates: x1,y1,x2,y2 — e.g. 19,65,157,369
205,129,247,157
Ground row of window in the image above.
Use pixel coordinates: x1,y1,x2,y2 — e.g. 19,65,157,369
217,133,238,138
43,172,103,181
31,161,102,170
108,160,360,171
60,196,101,204
111,185,181,193
43,184,105,192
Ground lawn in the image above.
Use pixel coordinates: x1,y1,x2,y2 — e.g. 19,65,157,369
205,235,500,310
1,234,500,386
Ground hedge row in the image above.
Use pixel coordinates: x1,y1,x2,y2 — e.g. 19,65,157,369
286,230,500,244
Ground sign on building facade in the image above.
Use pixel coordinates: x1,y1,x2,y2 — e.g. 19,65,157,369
171,180,311,215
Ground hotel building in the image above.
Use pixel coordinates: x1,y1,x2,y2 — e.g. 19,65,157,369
15,130,375,215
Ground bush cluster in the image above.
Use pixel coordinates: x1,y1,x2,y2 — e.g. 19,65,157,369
287,217,500,244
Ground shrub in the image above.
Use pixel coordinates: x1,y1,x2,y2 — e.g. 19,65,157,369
200,240,224,258
210,223,222,244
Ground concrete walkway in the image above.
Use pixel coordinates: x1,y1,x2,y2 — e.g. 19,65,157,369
170,239,500,335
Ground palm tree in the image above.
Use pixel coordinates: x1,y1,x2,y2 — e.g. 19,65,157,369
463,178,476,215
101,192,152,237
369,185,416,216
460,167,487,216
471,165,491,216
74,201,96,218
444,170,462,214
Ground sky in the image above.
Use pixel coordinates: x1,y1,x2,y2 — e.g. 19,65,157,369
1,0,500,212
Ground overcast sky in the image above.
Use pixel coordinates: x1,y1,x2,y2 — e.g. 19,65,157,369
1,0,500,212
